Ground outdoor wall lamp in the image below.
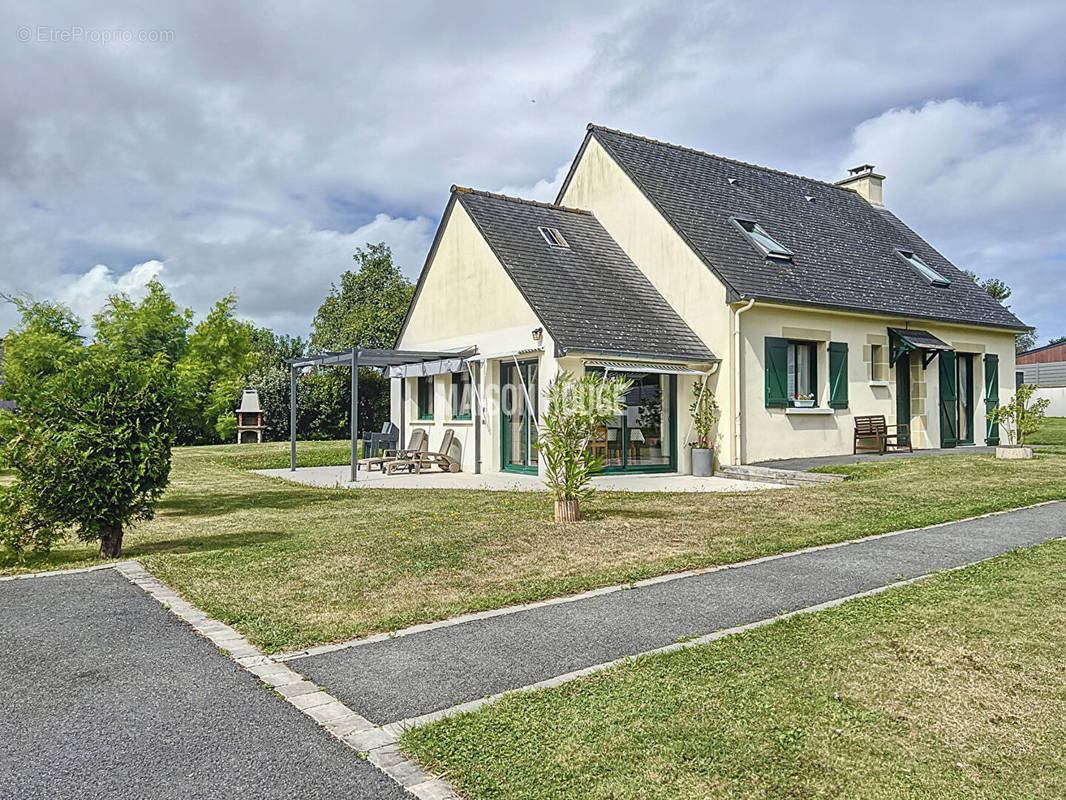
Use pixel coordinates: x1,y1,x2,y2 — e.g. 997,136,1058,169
532,327,543,343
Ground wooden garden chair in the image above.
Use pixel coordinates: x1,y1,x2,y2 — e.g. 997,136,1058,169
358,427,427,471
385,429,461,474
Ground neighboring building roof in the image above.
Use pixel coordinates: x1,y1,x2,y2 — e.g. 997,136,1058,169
1017,341,1066,364
563,125,1028,332
237,389,261,414
451,188,717,362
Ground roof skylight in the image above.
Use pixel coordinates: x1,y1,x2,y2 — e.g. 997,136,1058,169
733,218,793,260
538,226,569,248
896,249,949,286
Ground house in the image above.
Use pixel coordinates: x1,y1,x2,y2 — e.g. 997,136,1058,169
391,124,1027,474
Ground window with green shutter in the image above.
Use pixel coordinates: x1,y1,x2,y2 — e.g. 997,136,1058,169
828,341,848,408
765,337,789,408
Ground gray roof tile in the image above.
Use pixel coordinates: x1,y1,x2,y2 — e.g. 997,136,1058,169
578,125,1028,332
455,188,716,362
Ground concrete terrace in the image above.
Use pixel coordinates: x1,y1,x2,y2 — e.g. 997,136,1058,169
255,465,785,492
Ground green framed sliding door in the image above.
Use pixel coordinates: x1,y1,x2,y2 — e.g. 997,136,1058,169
500,360,539,474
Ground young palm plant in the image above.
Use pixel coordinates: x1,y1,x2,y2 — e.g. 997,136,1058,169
538,371,631,522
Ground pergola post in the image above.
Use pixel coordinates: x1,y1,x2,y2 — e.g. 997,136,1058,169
351,348,359,483
289,364,297,471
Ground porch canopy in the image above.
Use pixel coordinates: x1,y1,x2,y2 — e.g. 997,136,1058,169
888,328,953,370
287,346,475,481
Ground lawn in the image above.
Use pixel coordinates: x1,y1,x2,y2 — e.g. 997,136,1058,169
402,540,1066,800
1032,416,1066,446
1,441,1065,653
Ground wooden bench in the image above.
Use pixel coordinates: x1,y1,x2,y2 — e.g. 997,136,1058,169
853,415,912,455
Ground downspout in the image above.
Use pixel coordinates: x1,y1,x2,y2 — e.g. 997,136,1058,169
732,298,756,465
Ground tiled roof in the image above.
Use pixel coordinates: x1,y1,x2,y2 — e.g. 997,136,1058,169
574,125,1028,331
454,188,717,362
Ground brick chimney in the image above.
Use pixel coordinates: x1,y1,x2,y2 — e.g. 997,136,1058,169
835,164,885,206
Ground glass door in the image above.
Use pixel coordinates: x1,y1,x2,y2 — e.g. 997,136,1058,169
588,369,676,473
957,354,974,445
500,360,539,473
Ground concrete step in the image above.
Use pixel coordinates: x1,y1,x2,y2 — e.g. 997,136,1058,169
716,464,848,486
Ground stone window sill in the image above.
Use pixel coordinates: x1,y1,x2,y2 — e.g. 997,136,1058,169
785,407,835,415
869,380,890,387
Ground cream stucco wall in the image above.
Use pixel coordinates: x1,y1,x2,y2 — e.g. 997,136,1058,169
739,302,1018,464
558,137,731,467
393,199,556,475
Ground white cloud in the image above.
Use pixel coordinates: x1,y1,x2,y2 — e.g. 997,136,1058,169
58,260,164,324
2,1,1065,339
844,98,1066,336
494,164,571,203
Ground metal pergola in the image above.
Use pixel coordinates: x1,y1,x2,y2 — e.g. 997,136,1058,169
286,347,476,481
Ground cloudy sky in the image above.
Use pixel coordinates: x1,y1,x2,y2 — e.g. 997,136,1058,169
3,1,1065,342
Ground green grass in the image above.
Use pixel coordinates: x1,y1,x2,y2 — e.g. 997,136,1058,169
402,541,1066,800
1,441,1064,653
1032,416,1066,446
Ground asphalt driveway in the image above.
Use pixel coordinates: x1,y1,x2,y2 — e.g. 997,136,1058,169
0,569,405,800
294,501,1066,725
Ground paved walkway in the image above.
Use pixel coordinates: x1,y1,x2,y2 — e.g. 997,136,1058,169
753,445,996,471
292,501,1066,726
258,465,783,492
0,570,406,800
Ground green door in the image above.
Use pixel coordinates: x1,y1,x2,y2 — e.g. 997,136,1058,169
500,360,538,474
895,351,911,447
984,354,1000,445
939,351,958,448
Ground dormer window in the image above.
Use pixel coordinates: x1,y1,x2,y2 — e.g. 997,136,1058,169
539,227,569,248
896,249,949,286
733,218,793,260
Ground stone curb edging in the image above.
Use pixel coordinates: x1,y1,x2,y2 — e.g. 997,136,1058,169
276,499,1065,663
111,562,462,800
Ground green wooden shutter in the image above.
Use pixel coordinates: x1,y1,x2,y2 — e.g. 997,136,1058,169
828,342,849,409
765,337,789,408
984,353,1000,445
938,351,958,448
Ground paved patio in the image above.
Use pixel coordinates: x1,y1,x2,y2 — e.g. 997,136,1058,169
753,444,996,472
255,465,784,492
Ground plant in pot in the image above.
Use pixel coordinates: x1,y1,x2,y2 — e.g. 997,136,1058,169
792,393,816,408
538,371,631,522
987,383,1050,460
688,378,721,477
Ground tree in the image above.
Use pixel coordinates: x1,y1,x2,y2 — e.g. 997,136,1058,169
963,271,1036,353
309,243,415,434
175,294,256,444
93,280,192,364
0,300,175,558
1048,336,1066,346
538,372,630,522
986,384,1050,448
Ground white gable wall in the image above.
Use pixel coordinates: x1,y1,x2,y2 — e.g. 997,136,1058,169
394,199,557,474
559,136,735,466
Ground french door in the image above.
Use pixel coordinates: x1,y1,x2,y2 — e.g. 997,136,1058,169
500,360,538,473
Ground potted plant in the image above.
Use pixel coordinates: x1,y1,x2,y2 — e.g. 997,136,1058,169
538,371,631,522
987,383,1050,460
792,393,816,408
689,379,721,477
